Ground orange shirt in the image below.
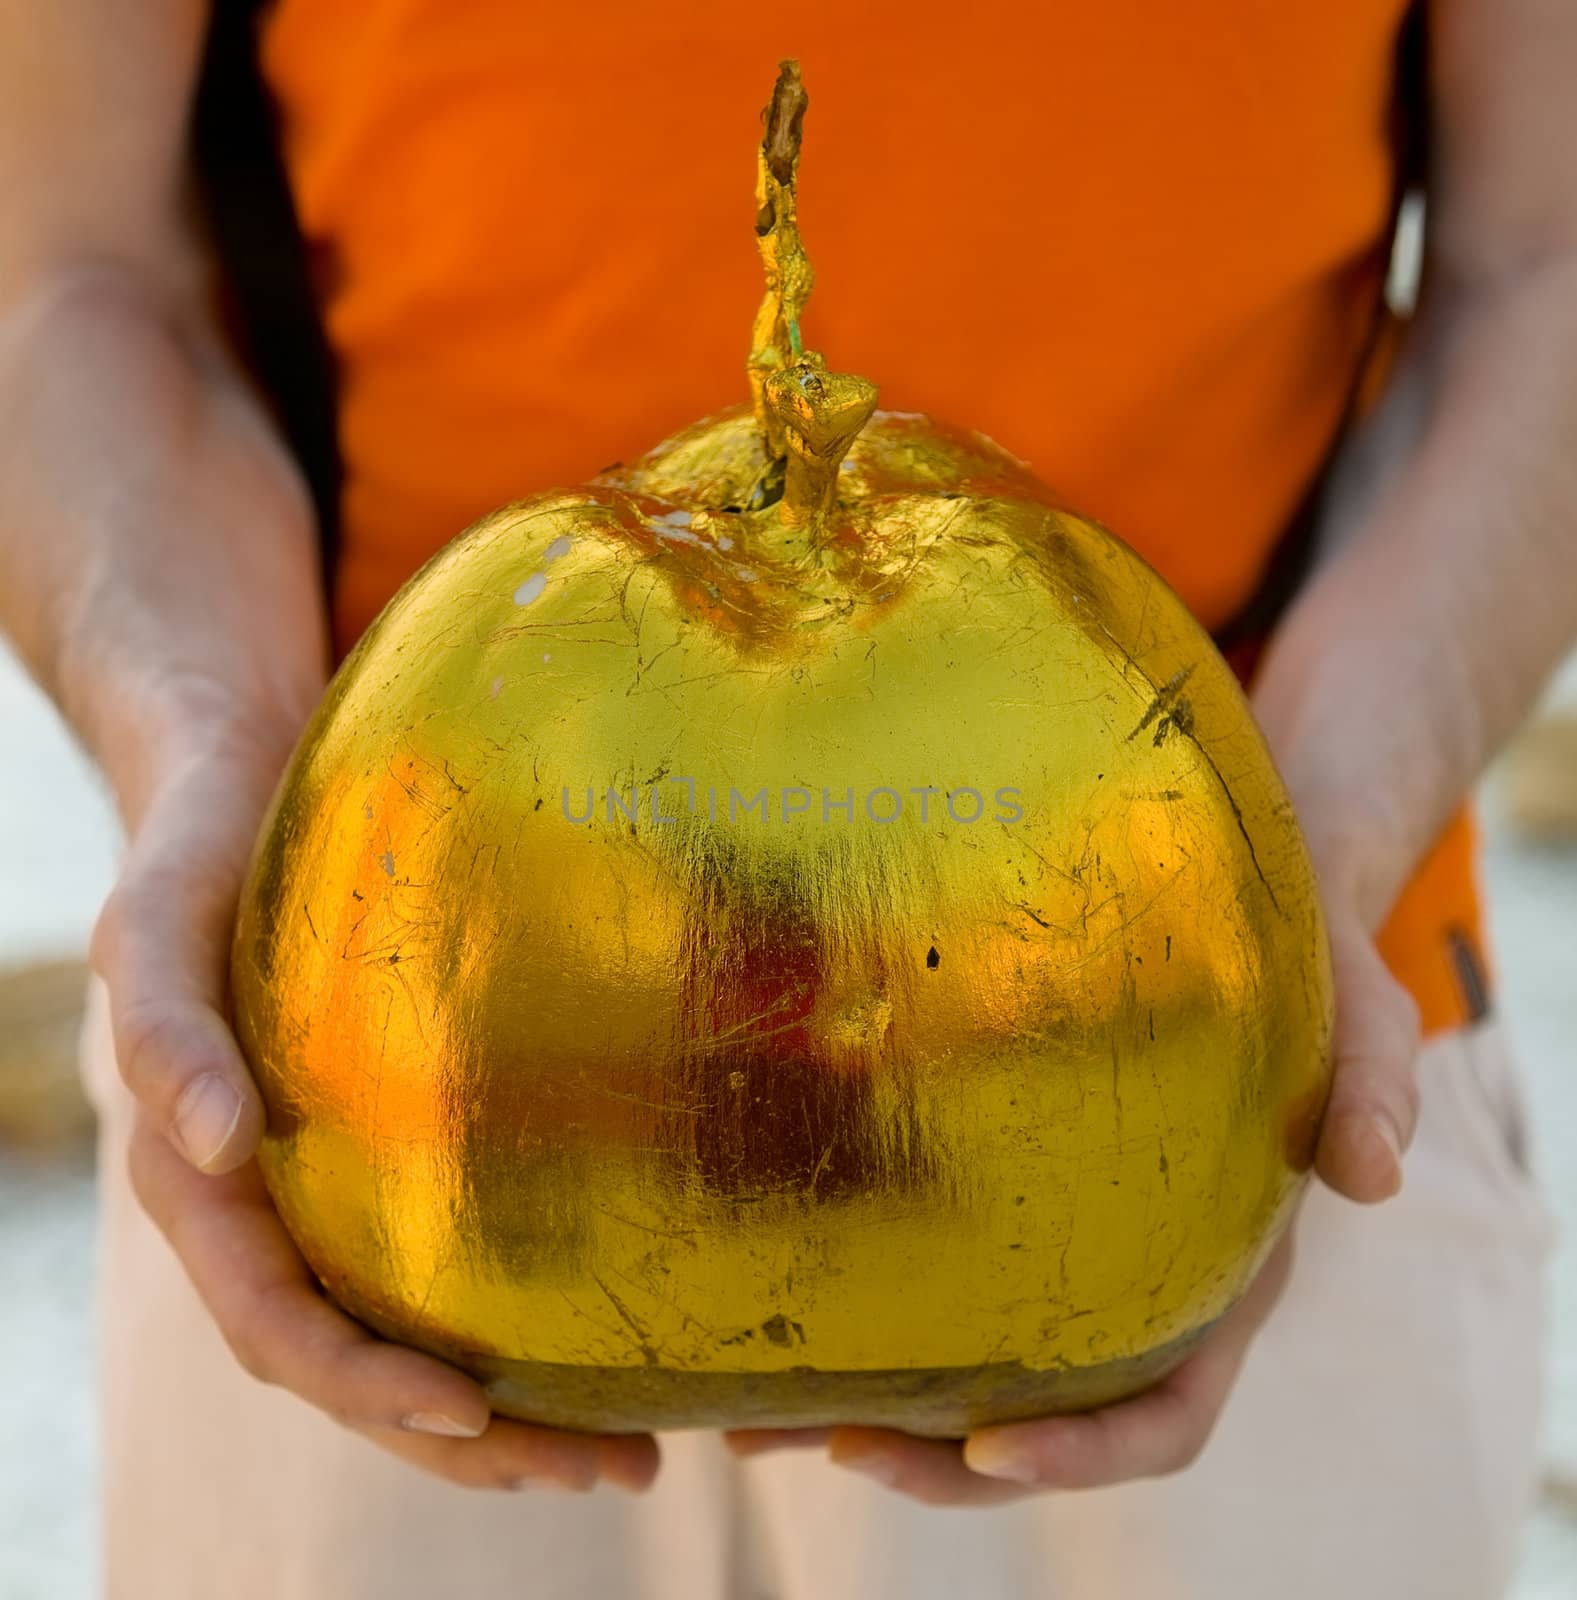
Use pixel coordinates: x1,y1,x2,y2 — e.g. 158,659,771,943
258,0,1486,1034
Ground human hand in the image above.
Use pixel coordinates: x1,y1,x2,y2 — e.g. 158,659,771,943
14,276,662,1492
726,757,1421,1503
92,709,661,1493
726,1229,1295,1504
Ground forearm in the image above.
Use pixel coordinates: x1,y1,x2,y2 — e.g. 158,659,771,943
0,260,329,827
1252,255,1577,928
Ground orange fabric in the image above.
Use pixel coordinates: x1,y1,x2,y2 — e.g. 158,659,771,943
258,0,1484,1033
1377,808,1489,1035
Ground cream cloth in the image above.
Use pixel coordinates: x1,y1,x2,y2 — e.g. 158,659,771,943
85,982,1553,1599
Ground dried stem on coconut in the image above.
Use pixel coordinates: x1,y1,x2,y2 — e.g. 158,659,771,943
747,60,877,533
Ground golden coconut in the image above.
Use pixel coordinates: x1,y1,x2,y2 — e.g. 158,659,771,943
231,62,1333,1436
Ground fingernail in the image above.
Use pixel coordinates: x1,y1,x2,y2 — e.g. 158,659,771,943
836,1452,899,1486
1374,1112,1402,1164
963,1436,1039,1484
506,1471,594,1493
402,1411,485,1439
538,1463,600,1493
727,1427,832,1456
173,1074,244,1170
1372,1113,1404,1193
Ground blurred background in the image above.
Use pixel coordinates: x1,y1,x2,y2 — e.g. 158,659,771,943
3,640,1576,1595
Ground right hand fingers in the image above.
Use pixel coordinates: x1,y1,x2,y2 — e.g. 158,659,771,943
128,1111,662,1493
98,731,663,1492
1312,911,1422,1205
92,745,276,1172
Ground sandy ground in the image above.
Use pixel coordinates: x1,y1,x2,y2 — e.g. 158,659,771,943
2,642,1575,1599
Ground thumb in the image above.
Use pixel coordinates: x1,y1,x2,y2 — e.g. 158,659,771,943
1314,912,1422,1204
91,745,282,1173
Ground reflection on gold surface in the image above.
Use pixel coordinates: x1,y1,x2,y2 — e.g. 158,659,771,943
231,63,1332,1434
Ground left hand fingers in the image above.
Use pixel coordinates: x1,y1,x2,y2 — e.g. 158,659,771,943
730,912,1402,1505
752,1232,1295,1507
